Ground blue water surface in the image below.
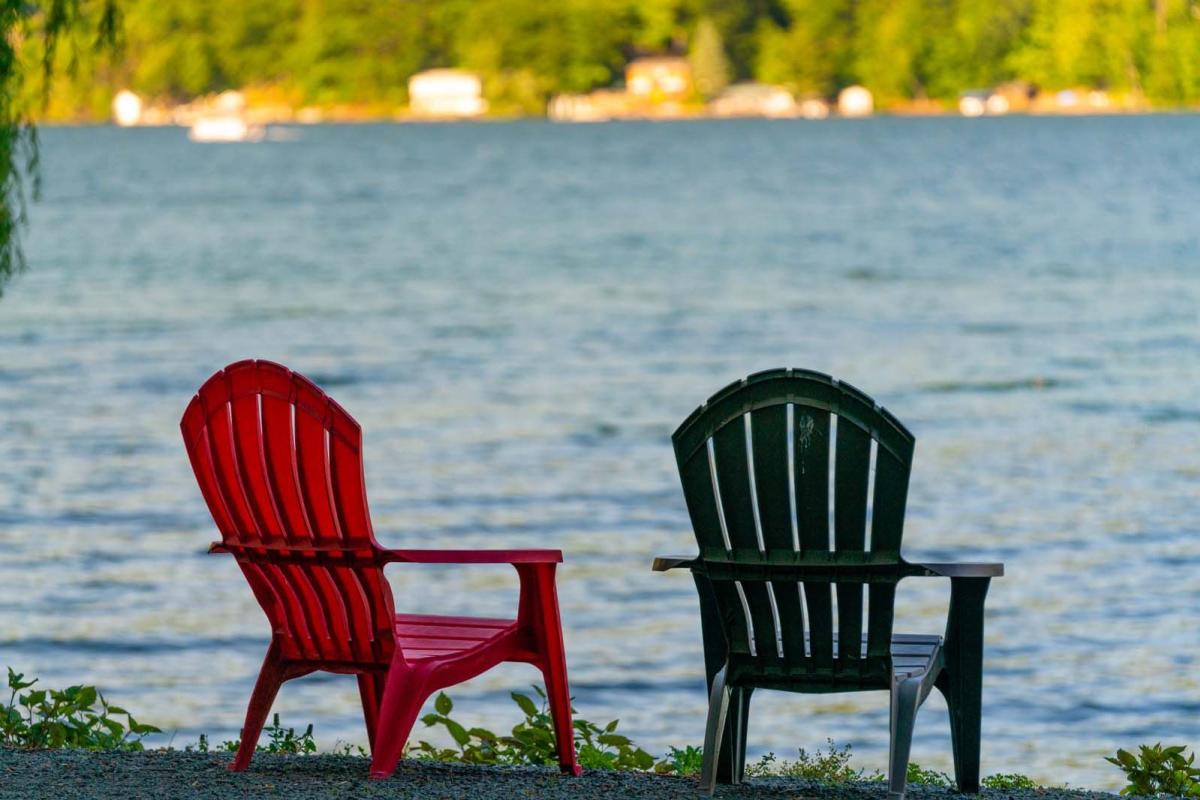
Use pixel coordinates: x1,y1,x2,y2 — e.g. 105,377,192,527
1,117,1198,786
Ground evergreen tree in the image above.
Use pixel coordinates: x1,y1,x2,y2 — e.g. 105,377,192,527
689,16,731,99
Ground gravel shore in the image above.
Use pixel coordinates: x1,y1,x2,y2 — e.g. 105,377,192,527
0,749,1122,800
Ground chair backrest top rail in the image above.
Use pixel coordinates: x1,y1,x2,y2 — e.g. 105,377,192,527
673,368,914,466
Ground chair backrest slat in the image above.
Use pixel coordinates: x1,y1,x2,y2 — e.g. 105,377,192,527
740,581,778,659
866,582,897,659
293,396,343,546
182,360,396,665
869,446,910,556
230,389,287,541
771,580,806,661
748,405,793,551
710,420,761,554
792,405,831,552
804,581,835,666
302,562,351,653
836,582,864,660
679,448,728,556
673,369,915,688
248,561,320,659
833,419,871,552
260,391,316,546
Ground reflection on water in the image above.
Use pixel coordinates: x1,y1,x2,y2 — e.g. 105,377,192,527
1,118,1198,787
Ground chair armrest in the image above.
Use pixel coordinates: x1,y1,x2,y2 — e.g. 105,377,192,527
652,554,699,572
209,542,230,554
910,562,1004,578
379,548,563,565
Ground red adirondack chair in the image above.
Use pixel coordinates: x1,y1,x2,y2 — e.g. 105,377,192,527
180,359,580,779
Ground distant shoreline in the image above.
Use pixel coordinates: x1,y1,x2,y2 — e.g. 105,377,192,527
35,107,1200,129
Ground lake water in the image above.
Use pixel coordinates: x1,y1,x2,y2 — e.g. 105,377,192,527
1,118,1198,788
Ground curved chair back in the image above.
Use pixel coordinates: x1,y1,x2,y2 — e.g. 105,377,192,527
181,360,396,665
673,368,915,688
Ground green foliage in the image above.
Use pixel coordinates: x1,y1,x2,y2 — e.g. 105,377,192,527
453,0,630,113
1106,743,1200,797
741,739,1031,790
982,772,1039,790
755,0,854,96
906,761,953,787
16,0,1200,137
412,685,657,771
658,745,704,776
745,739,872,781
688,17,730,100
0,667,160,750
333,740,368,758
0,0,118,295
257,713,317,755
191,713,316,755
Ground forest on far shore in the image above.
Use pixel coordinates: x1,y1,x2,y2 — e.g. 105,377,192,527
32,0,1200,118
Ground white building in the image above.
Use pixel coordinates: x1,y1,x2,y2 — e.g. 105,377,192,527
709,84,798,118
408,70,488,118
625,57,691,99
112,90,143,126
837,85,873,117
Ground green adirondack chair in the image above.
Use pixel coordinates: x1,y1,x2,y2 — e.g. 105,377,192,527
653,369,1003,798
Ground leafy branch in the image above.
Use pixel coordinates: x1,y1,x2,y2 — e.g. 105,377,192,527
0,0,120,295
1107,744,1200,797
1,666,160,750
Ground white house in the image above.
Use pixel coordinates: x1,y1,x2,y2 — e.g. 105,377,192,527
112,90,143,126
837,85,873,117
709,83,798,118
408,70,488,118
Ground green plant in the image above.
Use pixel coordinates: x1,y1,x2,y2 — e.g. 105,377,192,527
1106,744,1200,797
740,742,971,789
745,739,874,782
658,745,703,776
412,686,655,771
334,740,368,757
982,772,1038,790
574,714,655,771
906,761,952,787
0,667,160,750
259,714,317,754
192,714,317,755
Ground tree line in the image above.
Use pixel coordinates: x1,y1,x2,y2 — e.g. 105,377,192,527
30,0,1200,118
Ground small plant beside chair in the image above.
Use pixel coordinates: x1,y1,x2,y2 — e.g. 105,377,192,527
1107,744,1200,797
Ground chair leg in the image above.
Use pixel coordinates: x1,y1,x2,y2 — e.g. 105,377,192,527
539,661,580,776
694,573,745,785
520,562,581,776
368,667,430,780
888,676,922,800
937,667,982,793
357,672,385,750
230,642,286,772
699,666,731,797
728,687,753,785
940,576,990,793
